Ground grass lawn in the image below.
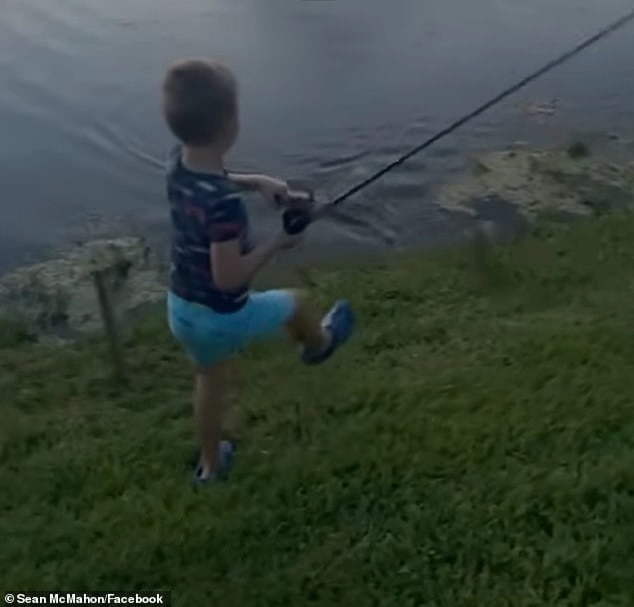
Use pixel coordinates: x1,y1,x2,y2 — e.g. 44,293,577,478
1,215,634,606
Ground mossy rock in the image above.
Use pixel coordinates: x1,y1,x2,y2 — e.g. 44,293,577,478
0,237,165,339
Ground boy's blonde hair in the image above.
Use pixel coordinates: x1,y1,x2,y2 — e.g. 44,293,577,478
162,59,237,146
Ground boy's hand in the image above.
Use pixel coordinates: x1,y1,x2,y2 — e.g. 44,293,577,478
228,172,314,210
254,175,290,207
275,230,304,250
226,172,289,205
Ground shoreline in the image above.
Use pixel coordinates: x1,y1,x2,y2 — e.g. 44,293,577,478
2,141,633,342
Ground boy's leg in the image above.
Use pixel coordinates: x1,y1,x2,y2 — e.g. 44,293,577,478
285,289,331,351
193,362,228,480
168,291,237,483
244,289,354,363
189,291,329,481
287,290,355,363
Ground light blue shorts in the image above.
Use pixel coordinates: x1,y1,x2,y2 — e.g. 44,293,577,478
167,290,296,367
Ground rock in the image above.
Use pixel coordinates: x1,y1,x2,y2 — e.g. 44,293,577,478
0,237,165,339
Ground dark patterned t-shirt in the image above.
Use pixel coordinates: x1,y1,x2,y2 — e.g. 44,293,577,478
167,147,253,313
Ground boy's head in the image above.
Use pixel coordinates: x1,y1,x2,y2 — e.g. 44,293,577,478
162,59,238,150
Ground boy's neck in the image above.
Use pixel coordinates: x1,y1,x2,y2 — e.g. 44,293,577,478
182,145,225,176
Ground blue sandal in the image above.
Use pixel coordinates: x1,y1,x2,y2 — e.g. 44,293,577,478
301,300,355,365
193,440,235,485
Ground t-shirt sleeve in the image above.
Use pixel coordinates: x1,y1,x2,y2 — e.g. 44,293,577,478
205,196,244,243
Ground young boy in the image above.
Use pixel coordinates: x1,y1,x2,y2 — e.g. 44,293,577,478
162,59,355,484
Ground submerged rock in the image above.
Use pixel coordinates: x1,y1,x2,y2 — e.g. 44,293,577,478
0,237,165,340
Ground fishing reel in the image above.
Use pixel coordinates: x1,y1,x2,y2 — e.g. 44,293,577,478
275,188,319,235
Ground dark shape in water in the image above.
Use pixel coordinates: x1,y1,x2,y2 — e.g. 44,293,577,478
567,141,591,159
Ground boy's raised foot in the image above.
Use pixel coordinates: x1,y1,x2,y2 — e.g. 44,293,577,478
301,300,355,365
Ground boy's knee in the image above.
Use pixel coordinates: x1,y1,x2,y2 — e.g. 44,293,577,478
289,288,310,308
288,289,313,317
285,289,313,326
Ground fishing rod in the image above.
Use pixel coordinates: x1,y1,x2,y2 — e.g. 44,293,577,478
280,7,634,235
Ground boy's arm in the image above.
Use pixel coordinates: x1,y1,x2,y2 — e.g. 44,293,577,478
226,172,290,206
206,197,301,291
225,172,267,192
210,237,282,291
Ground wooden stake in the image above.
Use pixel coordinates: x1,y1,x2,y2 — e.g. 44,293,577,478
93,269,127,384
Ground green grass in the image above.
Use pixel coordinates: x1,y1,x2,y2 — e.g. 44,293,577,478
2,215,634,606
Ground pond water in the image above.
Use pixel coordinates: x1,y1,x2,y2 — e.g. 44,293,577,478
1,0,633,273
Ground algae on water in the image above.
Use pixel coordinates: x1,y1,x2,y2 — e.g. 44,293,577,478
437,144,634,221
